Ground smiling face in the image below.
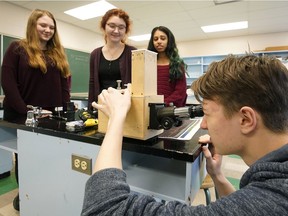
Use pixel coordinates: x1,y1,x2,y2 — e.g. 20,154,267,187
36,15,55,46
104,15,127,43
152,29,168,53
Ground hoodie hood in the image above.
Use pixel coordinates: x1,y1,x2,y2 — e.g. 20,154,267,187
240,144,288,188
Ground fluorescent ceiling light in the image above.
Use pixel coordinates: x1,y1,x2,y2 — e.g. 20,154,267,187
129,34,151,42
213,0,242,5
201,21,248,33
64,0,116,20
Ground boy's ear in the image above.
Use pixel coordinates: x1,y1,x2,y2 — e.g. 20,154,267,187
239,106,257,134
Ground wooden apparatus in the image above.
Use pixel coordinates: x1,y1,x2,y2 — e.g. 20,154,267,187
98,49,164,140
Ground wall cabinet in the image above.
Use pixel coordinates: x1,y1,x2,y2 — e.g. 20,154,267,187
183,50,288,86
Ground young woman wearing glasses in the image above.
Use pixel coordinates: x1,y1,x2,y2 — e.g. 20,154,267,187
88,8,136,110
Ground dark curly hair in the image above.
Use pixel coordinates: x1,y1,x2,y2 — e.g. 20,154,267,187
147,26,187,82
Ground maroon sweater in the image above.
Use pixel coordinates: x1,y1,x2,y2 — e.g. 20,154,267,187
88,45,136,109
1,41,70,116
157,65,187,107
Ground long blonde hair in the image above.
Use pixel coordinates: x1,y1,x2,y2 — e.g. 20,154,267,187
19,9,70,77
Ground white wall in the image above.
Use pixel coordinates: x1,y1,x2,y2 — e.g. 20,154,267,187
178,32,288,57
1,1,288,56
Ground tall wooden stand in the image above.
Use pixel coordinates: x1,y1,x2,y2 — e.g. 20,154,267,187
98,49,164,140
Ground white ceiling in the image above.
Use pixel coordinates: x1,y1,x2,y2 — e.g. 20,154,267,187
7,0,288,46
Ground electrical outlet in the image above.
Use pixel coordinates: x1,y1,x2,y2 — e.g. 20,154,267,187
71,154,92,175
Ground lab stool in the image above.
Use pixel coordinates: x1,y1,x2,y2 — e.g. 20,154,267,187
200,174,218,205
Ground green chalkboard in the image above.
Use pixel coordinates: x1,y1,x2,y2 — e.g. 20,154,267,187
1,35,20,94
65,48,90,93
3,35,20,55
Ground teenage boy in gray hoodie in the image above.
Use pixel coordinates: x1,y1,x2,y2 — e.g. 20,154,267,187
82,54,288,216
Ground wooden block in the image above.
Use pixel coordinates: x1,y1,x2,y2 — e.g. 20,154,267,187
98,95,164,140
265,46,288,51
131,49,158,96
98,49,163,140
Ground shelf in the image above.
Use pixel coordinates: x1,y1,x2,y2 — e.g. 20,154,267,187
203,55,226,65
0,138,17,152
186,63,202,66
183,50,288,86
183,57,202,65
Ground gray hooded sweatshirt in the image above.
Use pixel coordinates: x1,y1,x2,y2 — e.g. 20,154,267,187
82,144,288,216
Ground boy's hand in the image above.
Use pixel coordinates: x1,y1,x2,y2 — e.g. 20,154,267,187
92,85,131,119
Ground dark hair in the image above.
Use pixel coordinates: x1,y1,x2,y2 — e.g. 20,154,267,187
191,54,288,133
100,8,132,43
147,26,186,81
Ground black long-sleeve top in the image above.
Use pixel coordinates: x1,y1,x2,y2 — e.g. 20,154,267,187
88,44,136,109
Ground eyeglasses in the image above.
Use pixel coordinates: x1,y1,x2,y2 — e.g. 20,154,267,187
106,23,126,31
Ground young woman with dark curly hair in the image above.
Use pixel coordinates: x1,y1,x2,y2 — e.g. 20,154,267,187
147,26,187,107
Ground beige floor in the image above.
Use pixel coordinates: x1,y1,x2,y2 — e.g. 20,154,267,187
0,155,248,215
0,189,19,216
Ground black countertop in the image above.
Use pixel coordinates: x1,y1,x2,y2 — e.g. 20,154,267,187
0,116,206,163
